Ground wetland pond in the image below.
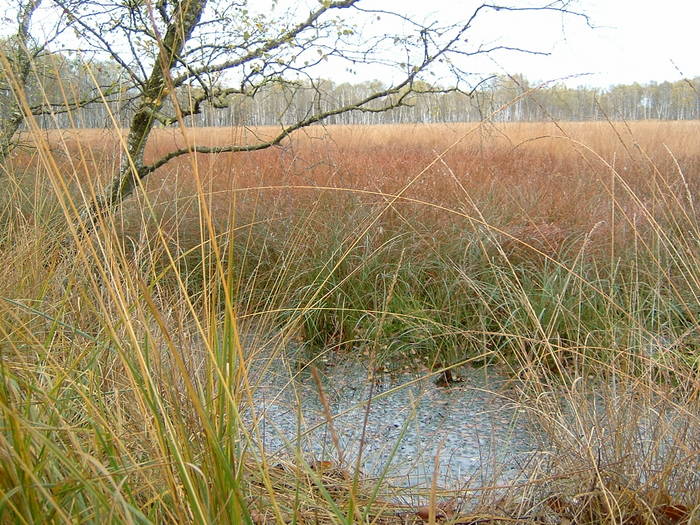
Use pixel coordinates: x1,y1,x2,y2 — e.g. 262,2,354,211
244,347,546,490
241,340,699,502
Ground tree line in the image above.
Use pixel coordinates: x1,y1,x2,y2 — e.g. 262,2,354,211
9,62,700,130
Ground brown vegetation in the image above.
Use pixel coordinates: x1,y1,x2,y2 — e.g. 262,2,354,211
27,120,700,241
2,120,699,522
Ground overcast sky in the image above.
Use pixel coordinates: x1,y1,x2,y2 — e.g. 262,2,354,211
380,0,699,88
6,0,697,90
502,0,700,88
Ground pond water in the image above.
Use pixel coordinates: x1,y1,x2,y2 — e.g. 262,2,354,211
244,348,545,490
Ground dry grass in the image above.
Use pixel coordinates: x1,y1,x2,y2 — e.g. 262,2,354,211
24,121,700,248
1,120,699,523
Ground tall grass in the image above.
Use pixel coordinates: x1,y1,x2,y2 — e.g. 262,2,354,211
0,117,698,523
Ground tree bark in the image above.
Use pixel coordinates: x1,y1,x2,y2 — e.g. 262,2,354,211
97,0,206,213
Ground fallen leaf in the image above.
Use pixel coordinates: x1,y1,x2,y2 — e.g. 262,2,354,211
415,501,456,522
658,504,689,524
311,460,334,471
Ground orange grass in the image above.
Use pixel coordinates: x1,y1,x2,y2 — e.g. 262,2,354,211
21,120,700,256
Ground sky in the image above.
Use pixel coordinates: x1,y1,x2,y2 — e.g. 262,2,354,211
507,0,700,88
379,0,700,89
4,0,697,90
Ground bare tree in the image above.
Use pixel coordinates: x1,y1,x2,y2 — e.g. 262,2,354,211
39,0,586,224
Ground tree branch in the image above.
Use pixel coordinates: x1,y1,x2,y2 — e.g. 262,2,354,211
172,0,361,86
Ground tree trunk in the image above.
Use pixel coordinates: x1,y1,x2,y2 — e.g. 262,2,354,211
88,0,206,223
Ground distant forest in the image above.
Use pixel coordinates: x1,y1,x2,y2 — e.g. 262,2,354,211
8,56,699,128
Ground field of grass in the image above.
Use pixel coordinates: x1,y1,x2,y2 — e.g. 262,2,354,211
0,120,699,523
